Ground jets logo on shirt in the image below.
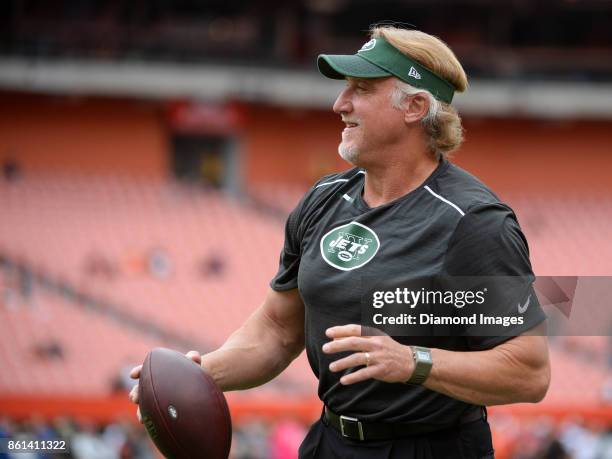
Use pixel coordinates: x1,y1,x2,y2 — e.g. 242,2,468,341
320,222,380,271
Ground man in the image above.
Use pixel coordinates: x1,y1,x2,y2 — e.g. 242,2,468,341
130,26,550,458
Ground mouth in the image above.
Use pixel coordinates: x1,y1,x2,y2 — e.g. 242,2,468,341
342,121,359,133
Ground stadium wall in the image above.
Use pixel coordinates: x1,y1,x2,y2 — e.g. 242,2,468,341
1,93,611,195
243,105,345,187
0,93,169,178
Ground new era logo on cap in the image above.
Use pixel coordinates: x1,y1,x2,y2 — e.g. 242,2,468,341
408,66,422,80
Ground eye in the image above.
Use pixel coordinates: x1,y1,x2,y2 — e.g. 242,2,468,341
346,80,369,93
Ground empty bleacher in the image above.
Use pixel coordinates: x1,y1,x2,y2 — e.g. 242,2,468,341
0,174,315,395
0,174,610,408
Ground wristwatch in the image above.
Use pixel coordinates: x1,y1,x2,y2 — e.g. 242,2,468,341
406,346,433,385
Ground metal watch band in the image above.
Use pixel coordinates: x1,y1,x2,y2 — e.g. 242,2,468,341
406,346,433,385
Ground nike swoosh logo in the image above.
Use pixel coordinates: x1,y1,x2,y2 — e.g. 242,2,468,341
518,294,531,314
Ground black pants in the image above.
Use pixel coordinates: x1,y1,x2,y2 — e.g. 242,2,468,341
298,415,495,459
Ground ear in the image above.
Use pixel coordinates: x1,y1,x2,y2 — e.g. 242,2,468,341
403,93,430,124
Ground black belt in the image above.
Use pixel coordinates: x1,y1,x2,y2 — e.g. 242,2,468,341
324,406,485,441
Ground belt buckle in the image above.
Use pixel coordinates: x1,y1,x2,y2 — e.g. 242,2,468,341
339,415,364,441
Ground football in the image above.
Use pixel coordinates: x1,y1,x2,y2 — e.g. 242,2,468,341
138,348,232,459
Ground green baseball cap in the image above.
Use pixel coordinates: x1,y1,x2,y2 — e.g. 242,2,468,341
317,37,455,104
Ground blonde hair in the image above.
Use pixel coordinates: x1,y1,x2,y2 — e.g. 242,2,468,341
370,26,468,160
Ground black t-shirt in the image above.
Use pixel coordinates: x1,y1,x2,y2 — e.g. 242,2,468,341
270,160,545,427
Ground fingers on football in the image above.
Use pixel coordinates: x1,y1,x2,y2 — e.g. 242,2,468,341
129,365,142,379
129,385,139,404
185,350,201,363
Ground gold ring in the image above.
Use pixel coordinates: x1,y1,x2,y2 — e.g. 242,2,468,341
365,352,371,367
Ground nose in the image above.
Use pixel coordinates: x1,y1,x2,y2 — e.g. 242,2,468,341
333,85,353,115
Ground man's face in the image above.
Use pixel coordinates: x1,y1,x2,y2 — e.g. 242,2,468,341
333,77,406,166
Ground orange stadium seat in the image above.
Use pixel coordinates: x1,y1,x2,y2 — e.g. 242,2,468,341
0,174,314,396
0,174,610,404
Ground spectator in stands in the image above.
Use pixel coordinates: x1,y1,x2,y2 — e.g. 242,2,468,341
0,417,15,459
110,359,139,394
1,268,20,310
32,340,64,361
198,252,226,278
146,247,172,280
4,264,35,307
112,420,155,459
130,25,550,458
2,158,21,182
536,433,570,459
607,327,612,369
232,421,271,459
270,419,307,459
559,419,603,459
71,420,135,459
84,252,117,281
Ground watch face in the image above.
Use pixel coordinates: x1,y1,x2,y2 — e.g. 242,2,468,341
416,351,431,362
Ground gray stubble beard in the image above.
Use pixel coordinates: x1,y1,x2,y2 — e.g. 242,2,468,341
338,141,360,165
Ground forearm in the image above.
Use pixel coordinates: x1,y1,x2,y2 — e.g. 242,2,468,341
423,336,550,406
201,308,304,391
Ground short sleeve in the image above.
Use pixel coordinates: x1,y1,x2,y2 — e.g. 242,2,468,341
269,200,304,291
440,203,546,349
269,173,343,291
